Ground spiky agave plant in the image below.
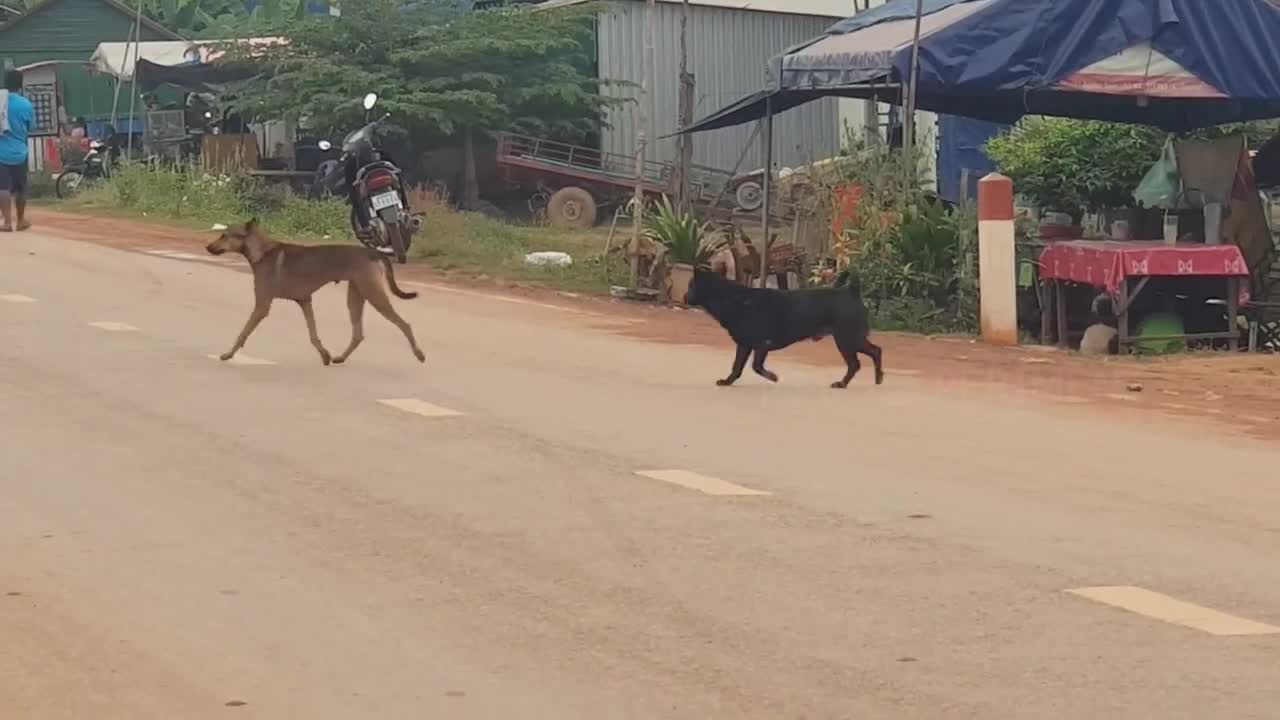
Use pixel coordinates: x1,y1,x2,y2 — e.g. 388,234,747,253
642,195,725,266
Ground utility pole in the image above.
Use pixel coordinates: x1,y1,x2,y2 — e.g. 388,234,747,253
630,0,657,287
675,0,694,212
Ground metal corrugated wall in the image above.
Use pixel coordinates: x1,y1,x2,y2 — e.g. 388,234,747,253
596,2,841,173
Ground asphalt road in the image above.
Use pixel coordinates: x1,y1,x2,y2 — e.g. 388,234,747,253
2,229,1279,719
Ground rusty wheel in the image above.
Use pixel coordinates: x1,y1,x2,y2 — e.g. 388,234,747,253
735,181,764,212
547,186,598,229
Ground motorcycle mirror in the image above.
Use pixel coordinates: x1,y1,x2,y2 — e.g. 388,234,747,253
363,93,378,111
318,140,332,151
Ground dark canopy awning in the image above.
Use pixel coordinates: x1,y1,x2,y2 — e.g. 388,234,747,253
684,0,1280,134
135,59,261,95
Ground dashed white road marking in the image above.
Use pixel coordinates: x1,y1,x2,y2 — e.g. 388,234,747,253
0,293,36,303
635,469,771,497
1044,394,1091,404
206,353,276,366
88,321,139,332
377,398,462,418
1067,586,1280,636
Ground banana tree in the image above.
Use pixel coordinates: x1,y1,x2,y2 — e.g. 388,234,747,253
113,0,309,36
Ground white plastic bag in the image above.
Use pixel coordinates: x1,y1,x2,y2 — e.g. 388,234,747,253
524,251,573,268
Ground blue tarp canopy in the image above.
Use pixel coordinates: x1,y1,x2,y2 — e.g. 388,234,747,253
685,0,1280,134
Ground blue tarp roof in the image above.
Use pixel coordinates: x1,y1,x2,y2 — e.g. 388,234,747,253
686,0,1280,133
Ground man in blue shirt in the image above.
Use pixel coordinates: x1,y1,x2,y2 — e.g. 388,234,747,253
1,69,35,232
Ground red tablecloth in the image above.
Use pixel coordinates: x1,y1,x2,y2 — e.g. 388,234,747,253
1039,240,1251,304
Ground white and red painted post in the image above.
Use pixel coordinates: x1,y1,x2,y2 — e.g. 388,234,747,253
977,173,1018,345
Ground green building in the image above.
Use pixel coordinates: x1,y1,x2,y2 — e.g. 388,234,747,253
0,0,181,126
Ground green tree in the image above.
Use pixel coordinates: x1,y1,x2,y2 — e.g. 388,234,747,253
195,0,312,38
109,0,310,37
392,4,612,206
228,0,614,208
985,118,1164,220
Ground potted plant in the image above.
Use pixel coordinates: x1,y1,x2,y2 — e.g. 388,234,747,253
643,195,726,304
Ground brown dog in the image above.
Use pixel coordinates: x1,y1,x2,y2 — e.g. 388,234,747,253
206,219,426,366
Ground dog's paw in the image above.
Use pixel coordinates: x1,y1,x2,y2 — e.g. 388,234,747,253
218,352,234,362
320,353,332,366
414,350,426,363
331,356,347,365
875,372,885,385
761,372,779,383
831,380,848,389
715,378,735,387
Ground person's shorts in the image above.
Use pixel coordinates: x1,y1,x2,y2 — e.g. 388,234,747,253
0,162,29,194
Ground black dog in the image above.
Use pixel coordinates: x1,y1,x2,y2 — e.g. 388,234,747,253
685,267,884,388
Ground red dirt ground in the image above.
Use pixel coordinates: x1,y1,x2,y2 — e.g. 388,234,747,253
26,207,1280,444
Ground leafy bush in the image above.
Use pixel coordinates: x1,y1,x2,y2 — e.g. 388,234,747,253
70,165,624,294
811,132,978,333
642,195,725,266
80,163,350,239
985,118,1164,219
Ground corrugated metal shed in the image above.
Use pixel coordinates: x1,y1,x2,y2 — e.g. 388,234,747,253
578,0,844,172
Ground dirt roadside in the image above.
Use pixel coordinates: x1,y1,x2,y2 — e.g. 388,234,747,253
24,207,1280,443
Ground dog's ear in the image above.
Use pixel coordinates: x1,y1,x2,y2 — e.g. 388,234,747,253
242,227,269,265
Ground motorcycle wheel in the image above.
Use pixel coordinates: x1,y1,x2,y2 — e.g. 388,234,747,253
55,168,87,199
385,221,408,265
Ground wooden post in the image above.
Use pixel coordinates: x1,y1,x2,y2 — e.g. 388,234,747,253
675,0,695,212
977,173,1018,345
1040,279,1054,346
630,0,657,288
109,21,134,133
125,0,143,161
1227,277,1239,352
630,141,645,288
759,97,774,287
1117,278,1130,354
1055,280,1068,349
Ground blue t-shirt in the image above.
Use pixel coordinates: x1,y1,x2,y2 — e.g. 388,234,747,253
0,92,35,166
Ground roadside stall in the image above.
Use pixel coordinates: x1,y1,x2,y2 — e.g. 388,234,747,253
1039,135,1267,352
680,0,1280,352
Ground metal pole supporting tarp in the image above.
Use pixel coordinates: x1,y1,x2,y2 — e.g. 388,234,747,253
759,96,774,287
109,22,136,134
126,0,143,161
904,0,925,156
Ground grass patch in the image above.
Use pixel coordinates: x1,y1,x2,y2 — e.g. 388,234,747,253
65,164,626,294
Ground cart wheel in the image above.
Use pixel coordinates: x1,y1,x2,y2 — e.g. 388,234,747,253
735,181,763,212
547,186,598,229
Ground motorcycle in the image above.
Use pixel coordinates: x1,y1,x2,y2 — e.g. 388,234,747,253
318,93,420,264
55,137,117,199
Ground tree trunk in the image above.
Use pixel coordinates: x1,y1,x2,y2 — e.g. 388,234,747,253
462,126,480,210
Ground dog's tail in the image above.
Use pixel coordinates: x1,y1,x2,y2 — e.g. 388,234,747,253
380,257,419,299
834,269,862,296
